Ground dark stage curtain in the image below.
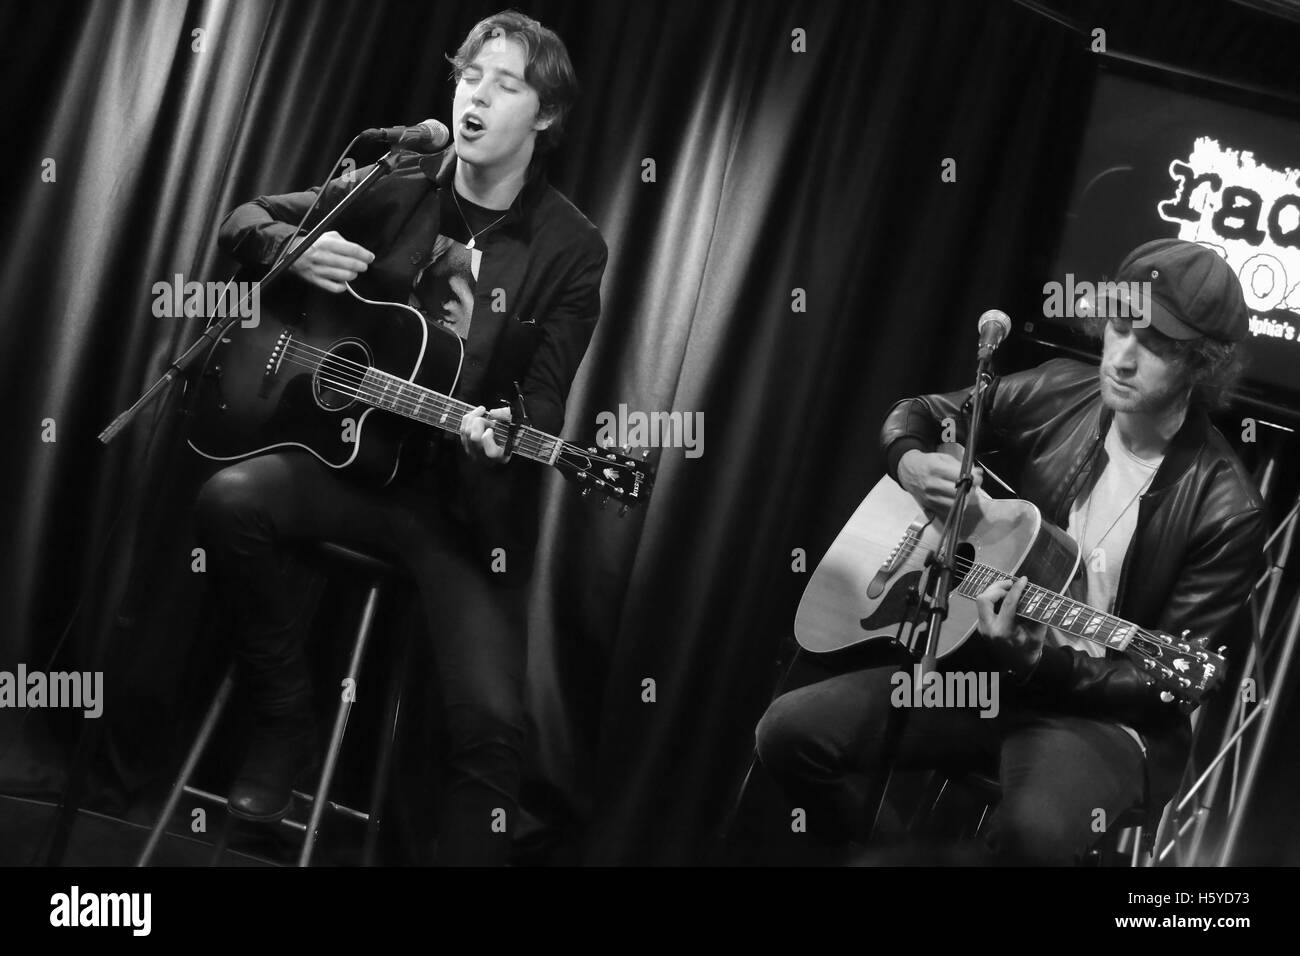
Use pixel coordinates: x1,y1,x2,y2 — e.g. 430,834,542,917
2,0,1297,865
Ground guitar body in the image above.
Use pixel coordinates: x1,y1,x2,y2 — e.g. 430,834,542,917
186,280,464,486
795,475,1082,656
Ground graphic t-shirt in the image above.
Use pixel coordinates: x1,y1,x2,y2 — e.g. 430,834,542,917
407,187,501,340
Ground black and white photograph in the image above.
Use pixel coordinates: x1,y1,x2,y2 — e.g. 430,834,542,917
1,0,1298,938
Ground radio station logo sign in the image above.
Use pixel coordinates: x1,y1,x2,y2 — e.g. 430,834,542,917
1158,137,1300,342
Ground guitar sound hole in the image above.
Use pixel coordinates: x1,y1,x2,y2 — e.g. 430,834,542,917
313,339,371,411
952,542,976,586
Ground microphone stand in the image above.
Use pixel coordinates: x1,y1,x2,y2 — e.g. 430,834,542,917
863,337,998,850
916,342,996,671
99,149,402,445
42,147,405,866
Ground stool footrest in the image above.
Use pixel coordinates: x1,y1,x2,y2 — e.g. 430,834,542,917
183,784,371,827
184,785,231,806
291,790,371,823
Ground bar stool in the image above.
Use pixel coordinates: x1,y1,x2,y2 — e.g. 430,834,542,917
911,770,1153,866
137,541,412,867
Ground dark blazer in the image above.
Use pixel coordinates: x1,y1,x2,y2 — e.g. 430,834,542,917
880,358,1266,811
217,147,608,568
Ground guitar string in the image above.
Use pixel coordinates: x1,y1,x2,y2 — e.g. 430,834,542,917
273,338,562,460
890,546,1203,687
852,524,1210,681
269,341,627,474
890,538,1205,678
274,345,558,459
273,339,548,454
272,348,645,501
886,525,1169,651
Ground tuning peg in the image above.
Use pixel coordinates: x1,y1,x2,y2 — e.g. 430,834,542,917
641,448,650,460
580,487,591,498
1160,691,1175,703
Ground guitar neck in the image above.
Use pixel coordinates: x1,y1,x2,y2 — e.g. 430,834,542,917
954,561,1140,653
358,367,564,466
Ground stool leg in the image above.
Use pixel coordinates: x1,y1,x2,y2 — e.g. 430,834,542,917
137,664,236,867
208,813,237,866
362,631,410,866
1129,826,1143,867
909,770,949,834
299,580,382,866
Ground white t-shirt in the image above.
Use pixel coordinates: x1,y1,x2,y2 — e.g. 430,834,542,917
1056,424,1161,754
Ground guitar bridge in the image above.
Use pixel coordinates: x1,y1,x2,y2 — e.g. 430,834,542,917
867,513,931,598
260,329,292,398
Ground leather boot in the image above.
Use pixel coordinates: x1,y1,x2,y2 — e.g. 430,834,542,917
228,708,317,822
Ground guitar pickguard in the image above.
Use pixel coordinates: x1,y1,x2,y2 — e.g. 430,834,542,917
795,474,1044,657
859,569,924,632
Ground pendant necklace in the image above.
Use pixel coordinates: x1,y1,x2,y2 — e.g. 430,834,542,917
452,187,509,249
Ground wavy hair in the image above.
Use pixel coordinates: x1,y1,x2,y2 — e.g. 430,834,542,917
445,10,579,156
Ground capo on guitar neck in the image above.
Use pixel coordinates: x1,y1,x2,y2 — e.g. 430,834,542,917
510,381,531,427
493,381,531,457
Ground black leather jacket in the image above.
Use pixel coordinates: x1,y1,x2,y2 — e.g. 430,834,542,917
880,358,1266,809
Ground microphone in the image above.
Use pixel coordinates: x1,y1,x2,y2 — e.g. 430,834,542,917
977,309,1011,358
359,119,450,153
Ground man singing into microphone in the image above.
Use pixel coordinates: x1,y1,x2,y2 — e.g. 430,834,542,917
756,239,1265,864
196,10,607,865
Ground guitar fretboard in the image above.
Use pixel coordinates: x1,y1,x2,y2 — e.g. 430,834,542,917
954,561,1138,651
357,367,564,466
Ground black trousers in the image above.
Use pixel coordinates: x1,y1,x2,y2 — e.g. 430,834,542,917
755,654,1147,865
193,449,529,866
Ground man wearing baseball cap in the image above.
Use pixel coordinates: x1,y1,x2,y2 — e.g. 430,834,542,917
757,239,1266,865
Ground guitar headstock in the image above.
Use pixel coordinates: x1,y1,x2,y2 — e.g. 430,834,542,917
1138,629,1228,712
556,443,655,515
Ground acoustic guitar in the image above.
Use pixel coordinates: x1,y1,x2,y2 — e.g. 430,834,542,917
794,467,1225,709
185,280,653,511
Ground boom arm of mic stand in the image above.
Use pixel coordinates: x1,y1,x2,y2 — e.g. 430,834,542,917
98,151,400,445
917,360,994,674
